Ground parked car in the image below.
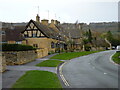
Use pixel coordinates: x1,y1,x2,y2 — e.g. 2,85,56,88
116,45,120,51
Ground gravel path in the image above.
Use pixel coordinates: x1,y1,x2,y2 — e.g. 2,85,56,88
2,54,57,88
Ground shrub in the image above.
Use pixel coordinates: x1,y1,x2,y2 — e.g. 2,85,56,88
85,45,91,51
2,44,36,51
48,51,55,55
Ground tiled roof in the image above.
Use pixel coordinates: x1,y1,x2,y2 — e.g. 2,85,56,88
60,24,81,39
2,26,25,41
29,20,65,41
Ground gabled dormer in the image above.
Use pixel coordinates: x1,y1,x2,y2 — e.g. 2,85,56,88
21,20,48,38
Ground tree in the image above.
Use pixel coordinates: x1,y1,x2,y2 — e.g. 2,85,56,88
106,31,114,43
101,31,114,49
88,29,93,43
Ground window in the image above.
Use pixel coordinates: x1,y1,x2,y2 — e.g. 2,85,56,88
56,43,60,48
33,44,38,48
51,42,55,48
28,31,32,37
16,41,22,44
32,30,37,37
0,31,5,35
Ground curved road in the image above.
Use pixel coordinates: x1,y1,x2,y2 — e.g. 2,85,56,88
61,50,119,88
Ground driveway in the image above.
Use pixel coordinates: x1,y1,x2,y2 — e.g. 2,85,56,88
61,50,119,89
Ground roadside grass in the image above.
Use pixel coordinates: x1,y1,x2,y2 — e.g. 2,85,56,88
50,51,100,60
112,51,120,64
12,70,62,88
36,60,63,67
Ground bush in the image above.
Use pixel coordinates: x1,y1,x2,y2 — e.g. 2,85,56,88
85,45,91,51
2,44,36,51
48,51,55,55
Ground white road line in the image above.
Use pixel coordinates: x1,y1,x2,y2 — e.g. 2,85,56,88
104,72,107,75
109,51,119,66
59,62,70,87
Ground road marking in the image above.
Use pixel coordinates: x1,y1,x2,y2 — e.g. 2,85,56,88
59,62,70,87
104,73,107,75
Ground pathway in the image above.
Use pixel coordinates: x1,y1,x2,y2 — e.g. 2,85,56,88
2,54,57,88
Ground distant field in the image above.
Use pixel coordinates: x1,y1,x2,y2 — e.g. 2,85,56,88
112,51,120,64
12,70,62,88
50,51,100,60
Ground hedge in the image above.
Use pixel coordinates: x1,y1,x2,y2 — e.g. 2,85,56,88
2,44,36,51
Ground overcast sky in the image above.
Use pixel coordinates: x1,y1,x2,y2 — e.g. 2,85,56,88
0,0,119,24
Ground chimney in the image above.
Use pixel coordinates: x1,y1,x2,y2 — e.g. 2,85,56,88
54,20,60,25
54,20,58,25
41,19,49,26
51,19,54,24
57,21,60,25
36,14,40,23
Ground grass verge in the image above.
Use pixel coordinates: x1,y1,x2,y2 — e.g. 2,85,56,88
36,60,63,67
112,51,120,64
50,51,100,60
12,70,62,88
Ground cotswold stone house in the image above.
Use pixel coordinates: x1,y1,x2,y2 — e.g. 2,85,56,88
21,14,67,58
1,14,84,58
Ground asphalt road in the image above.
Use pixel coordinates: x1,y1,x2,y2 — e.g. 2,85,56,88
62,50,119,89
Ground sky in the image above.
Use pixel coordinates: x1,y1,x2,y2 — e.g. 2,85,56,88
0,0,119,24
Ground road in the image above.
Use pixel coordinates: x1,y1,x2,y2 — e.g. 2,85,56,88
61,50,119,89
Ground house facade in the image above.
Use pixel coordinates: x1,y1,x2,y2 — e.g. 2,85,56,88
21,15,67,58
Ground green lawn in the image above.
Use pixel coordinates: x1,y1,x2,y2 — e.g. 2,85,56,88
36,60,63,67
112,51,120,64
50,51,100,60
12,70,62,88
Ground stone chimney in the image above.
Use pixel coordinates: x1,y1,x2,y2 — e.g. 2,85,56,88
41,19,49,26
36,14,40,23
57,21,60,25
51,19,54,24
51,19,60,25
54,20,58,25
54,20,60,25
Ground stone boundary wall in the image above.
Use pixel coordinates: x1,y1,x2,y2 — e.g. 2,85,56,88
3,50,37,65
0,54,6,72
91,47,105,51
36,48,48,59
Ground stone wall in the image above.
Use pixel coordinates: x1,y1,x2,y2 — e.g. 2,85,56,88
3,50,37,65
91,47,105,51
0,54,6,72
36,48,48,59
22,38,58,53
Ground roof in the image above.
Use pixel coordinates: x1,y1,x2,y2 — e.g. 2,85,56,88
2,26,25,41
23,20,65,41
60,24,81,39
